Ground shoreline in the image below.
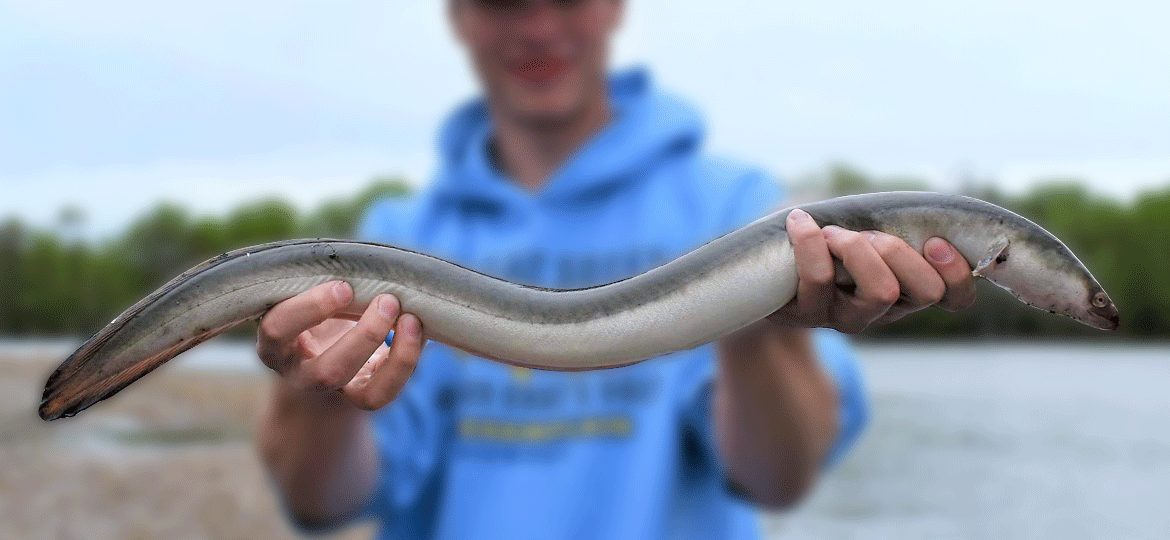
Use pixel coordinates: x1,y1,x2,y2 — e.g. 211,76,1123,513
4,343,1168,540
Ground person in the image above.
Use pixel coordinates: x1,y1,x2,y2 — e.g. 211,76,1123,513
255,1,976,539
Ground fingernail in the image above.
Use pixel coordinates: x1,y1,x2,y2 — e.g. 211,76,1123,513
822,225,844,238
863,231,878,242
378,295,397,319
400,313,420,338
925,237,954,263
332,281,351,303
788,209,811,224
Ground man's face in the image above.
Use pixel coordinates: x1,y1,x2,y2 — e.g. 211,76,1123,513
451,0,623,125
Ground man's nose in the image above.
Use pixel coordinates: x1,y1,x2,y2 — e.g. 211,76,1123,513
514,1,568,41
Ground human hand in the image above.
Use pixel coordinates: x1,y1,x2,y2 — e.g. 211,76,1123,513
768,208,976,334
256,281,425,410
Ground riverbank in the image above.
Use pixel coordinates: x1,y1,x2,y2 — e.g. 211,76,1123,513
2,341,1167,539
0,348,370,540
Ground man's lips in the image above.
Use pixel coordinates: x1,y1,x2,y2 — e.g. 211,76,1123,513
510,58,568,85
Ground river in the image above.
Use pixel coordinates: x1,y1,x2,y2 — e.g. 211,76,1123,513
3,339,1167,539
767,343,1170,540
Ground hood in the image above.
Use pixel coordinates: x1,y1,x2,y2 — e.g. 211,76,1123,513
429,67,706,211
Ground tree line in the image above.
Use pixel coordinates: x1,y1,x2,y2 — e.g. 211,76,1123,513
0,178,409,337
816,165,1170,339
1,170,1167,340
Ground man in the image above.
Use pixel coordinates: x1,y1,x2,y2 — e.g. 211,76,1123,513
256,1,975,539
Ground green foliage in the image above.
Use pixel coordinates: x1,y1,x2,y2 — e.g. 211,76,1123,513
822,169,1170,340
1,171,1167,339
299,177,411,239
0,177,412,335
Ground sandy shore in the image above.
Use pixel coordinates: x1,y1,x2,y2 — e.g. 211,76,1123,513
7,343,1169,540
0,353,372,540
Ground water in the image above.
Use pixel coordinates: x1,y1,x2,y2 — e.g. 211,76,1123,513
0,336,263,373
766,343,1170,540
5,338,1167,538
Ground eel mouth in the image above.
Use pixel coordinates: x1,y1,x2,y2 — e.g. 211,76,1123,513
1085,303,1121,330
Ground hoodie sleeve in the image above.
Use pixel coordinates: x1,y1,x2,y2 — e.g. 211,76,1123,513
358,197,416,249
681,168,870,475
715,167,787,233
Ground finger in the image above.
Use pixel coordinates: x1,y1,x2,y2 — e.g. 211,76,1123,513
257,280,352,355
923,237,977,311
864,231,946,321
823,226,900,326
784,209,835,324
344,313,425,411
304,318,359,352
346,343,391,385
294,294,399,391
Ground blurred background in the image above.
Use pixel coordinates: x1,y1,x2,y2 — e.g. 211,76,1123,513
1,1,1167,539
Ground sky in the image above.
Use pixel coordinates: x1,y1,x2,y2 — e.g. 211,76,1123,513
2,0,1168,237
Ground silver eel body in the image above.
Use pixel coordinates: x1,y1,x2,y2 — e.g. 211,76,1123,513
39,192,1119,420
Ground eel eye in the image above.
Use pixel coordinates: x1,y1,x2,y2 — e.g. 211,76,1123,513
1092,292,1109,308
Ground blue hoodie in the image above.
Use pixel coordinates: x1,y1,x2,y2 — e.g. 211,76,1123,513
354,68,868,540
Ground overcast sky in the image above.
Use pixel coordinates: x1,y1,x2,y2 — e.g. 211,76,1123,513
2,0,1168,236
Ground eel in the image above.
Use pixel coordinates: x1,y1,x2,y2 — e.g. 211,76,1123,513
39,192,1120,421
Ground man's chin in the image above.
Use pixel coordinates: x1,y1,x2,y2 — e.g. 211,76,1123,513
503,91,586,127
515,105,581,127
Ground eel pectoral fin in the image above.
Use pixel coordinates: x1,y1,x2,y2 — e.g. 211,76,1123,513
972,238,1009,277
